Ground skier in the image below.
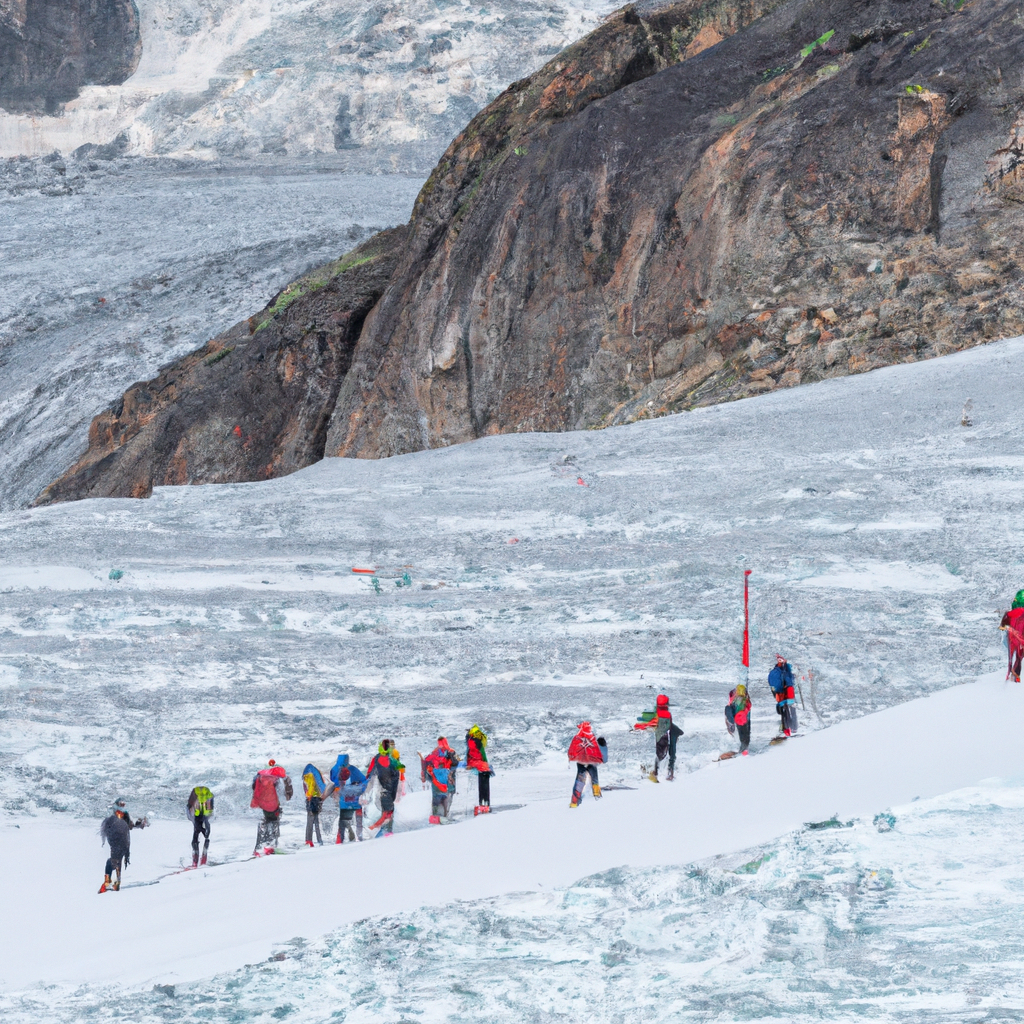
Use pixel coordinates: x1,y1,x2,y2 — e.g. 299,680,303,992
1001,604,1024,681
301,763,327,847
186,785,214,867
250,759,292,855
324,754,367,843
567,721,607,807
634,693,683,781
98,798,148,893
420,737,459,823
729,683,752,754
364,740,401,837
466,724,494,814
768,654,798,735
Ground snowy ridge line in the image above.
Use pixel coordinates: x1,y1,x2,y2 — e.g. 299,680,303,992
2,673,1021,992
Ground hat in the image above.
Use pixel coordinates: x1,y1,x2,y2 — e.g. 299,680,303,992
656,694,670,707
268,759,277,766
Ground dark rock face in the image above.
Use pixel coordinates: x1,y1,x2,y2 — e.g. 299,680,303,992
39,0,1024,502
37,228,407,502
0,0,142,114
326,0,1024,456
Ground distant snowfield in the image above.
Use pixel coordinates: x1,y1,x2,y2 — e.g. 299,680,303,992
3,338,1024,1018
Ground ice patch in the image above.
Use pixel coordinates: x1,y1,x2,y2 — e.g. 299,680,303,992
793,560,967,593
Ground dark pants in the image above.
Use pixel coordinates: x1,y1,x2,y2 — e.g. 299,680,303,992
104,851,126,879
725,705,736,735
737,721,751,752
477,771,490,806
192,815,211,859
571,763,599,804
337,806,362,842
781,703,798,734
256,809,280,851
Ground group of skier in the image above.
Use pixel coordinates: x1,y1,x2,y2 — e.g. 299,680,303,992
99,659,804,892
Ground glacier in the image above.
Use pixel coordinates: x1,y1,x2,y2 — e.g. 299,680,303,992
0,333,1023,1019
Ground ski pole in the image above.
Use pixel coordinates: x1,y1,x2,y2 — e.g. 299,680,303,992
797,671,806,710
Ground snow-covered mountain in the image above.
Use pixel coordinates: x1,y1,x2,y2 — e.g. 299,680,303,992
0,0,617,162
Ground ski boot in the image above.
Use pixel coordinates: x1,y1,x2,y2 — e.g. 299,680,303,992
592,784,602,799
200,851,208,866
264,846,276,856
667,768,675,782
473,805,491,816
305,840,315,847
112,877,121,891
98,874,111,893
648,771,659,783
569,797,579,808
192,852,200,868
429,814,441,824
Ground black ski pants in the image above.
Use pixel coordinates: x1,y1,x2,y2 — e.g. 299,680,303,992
256,809,281,851
337,807,362,842
737,721,751,752
477,771,490,807
191,814,211,856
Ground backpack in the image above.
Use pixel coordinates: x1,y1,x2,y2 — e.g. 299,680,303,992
250,771,280,812
302,764,325,799
190,786,213,817
568,727,602,764
1013,589,1024,610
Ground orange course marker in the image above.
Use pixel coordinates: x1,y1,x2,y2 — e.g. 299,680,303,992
351,568,376,574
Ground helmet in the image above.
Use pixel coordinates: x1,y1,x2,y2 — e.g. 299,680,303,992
656,694,670,708
112,797,128,816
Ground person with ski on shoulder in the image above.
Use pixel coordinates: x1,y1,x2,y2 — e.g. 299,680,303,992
323,754,367,843
1001,592,1024,681
634,693,682,781
567,721,607,807
768,654,798,735
301,763,327,847
98,798,148,893
729,684,752,754
420,737,458,823
365,740,402,837
250,759,292,856
466,724,494,814
186,785,214,867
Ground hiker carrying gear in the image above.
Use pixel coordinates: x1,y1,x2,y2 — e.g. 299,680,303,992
769,655,798,736
466,725,494,814
302,764,327,846
568,722,607,807
729,684,752,754
634,694,683,781
420,737,459,823
250,760,292,855
186,786,214,866
98,799,147,893
365,740,401,836
324,754,367,842
1002,607,1024,681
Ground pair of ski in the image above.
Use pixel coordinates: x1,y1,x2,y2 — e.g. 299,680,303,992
715,733,799,761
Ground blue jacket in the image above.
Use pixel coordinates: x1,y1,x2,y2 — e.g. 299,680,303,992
329,754,367,807
768,662,794,696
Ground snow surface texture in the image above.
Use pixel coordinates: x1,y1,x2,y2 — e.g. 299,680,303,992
0,0,617,161
2,677,1024,1021
0,166,422,510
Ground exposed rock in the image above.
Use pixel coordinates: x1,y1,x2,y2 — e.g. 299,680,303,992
39,0,1024,501
0,0,141,114
36,228,407,503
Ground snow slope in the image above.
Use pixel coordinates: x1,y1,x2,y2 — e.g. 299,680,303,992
2,675,1024,1013
0,0,617,160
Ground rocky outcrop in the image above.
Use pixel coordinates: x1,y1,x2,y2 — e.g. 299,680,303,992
36,228,407,502
0,0,142,113
39,0,1024,502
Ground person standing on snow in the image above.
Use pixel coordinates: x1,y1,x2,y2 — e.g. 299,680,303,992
301,763,328,847
365,740,401,837
323,754,367,843
186,785,214,867
729,684,752,754
1001,602,1024,681
420,737,459,823
634,693,683,781
98,798,147,892
768,654,798,735
466,724,494,814
567,722,607,807
250,759,292,855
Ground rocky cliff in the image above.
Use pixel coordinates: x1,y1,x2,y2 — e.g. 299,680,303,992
39,0,1024,502
0,0,141,113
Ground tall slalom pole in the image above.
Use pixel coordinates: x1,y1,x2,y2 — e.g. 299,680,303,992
742,569,752,687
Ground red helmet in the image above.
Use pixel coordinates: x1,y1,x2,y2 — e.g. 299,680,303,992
656,694,670,708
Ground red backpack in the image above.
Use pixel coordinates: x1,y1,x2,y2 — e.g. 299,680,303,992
250,770,280,812
568,724,603,764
